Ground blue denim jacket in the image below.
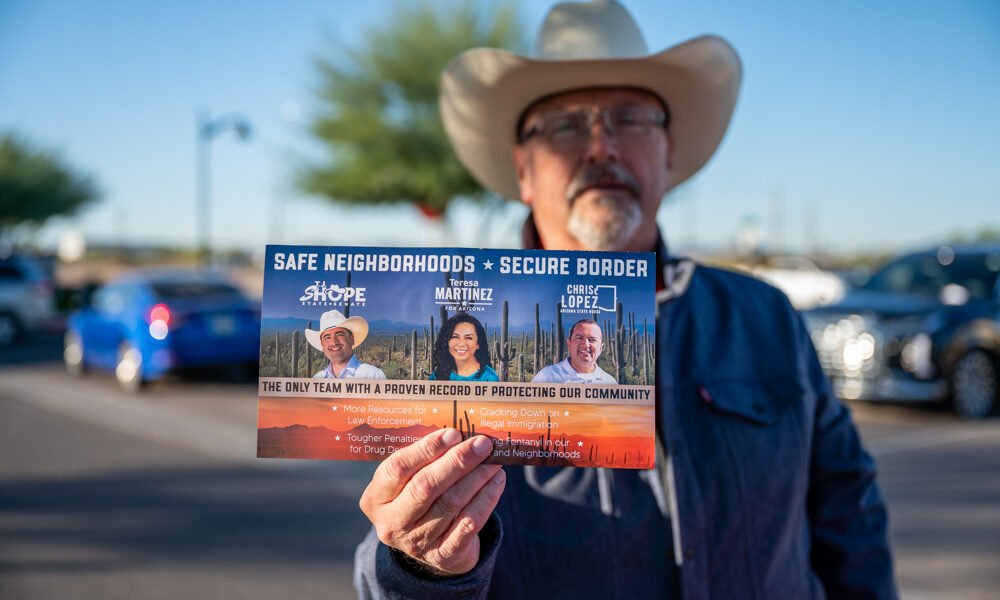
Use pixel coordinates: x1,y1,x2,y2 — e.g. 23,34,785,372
354,251,896,599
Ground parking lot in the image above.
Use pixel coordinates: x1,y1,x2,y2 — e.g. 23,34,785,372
1,334,999,599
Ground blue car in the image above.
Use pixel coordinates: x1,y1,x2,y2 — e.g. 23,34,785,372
64,269,261,391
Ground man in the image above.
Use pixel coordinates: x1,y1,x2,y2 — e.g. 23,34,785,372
355,1,896,598
532,318,616,383
305,309,386,379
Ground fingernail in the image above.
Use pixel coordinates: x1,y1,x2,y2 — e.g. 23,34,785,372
442,429,462,446
472,435,493,456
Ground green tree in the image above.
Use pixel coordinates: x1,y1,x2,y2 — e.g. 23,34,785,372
970,227,1000,243
299,0,525,217
0,132,100,241
946,227,1000,245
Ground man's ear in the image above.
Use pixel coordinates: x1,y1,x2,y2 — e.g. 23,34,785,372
512,146,533,206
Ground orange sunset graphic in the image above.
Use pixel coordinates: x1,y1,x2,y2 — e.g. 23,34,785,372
258,395,655,469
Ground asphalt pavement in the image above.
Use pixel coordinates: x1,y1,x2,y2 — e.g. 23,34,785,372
1,334,998,599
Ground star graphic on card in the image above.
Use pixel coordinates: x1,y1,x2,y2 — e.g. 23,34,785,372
577,441,584,447
432,407,439,414
335,435,341,441
563,410,570,416
469,408,476,414
483,260,494,270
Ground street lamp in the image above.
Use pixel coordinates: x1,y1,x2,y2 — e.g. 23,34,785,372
196,109,252,266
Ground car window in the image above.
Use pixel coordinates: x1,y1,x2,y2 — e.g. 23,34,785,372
150,281,243,300
91,288,109,311
864,251,1000,299
92,285,132,314
0,264,27,282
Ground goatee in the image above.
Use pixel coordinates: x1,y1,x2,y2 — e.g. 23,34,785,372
565,163,643,250
568,195,642,251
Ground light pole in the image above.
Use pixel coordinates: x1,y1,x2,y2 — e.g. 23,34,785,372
196,109,252,266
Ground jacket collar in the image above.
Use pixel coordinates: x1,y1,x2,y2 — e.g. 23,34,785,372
520,214,695,304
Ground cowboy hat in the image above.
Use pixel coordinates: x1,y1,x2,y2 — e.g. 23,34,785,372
439,0,741,200
304,309,369,351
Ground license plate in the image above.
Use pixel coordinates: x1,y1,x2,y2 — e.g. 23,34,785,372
209,315,237,336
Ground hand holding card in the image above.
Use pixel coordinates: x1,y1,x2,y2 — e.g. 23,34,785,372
359,428,506,576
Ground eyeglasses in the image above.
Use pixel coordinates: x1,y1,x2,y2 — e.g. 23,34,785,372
519,105,667,149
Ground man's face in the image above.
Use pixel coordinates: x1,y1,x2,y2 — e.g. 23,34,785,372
567,322,603,373
320,327,354,365
513,88,673,252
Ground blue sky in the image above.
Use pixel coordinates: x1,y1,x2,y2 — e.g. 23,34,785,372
1,0,997,256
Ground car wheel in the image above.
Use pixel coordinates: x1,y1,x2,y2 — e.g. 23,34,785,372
64,330,86,376
0,311,22,347
115,342,145,393
951,349,997,420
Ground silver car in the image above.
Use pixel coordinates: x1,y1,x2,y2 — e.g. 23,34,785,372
804,245,1000,419
0,256,57,346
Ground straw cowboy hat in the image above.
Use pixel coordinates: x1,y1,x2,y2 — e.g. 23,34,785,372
304,309,369,351
439,0,741,200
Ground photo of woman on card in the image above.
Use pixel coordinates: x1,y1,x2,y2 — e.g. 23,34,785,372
430,313,499,382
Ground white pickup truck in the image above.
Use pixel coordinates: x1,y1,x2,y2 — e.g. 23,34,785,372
751,256,847,310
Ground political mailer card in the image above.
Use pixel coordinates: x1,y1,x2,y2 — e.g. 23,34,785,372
256,245,656,469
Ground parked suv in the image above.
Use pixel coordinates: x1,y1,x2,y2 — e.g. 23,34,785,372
804,245,1000,419
0,255,57,347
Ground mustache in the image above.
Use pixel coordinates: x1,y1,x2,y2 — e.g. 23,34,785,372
565,163,641,203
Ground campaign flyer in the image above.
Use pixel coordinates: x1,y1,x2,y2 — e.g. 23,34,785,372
256,245,656,469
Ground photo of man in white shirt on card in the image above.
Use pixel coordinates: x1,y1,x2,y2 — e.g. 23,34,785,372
532,318,617,384
305,309,386,380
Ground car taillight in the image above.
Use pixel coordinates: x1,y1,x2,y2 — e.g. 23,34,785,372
149,304,171,325
149,303,171,340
